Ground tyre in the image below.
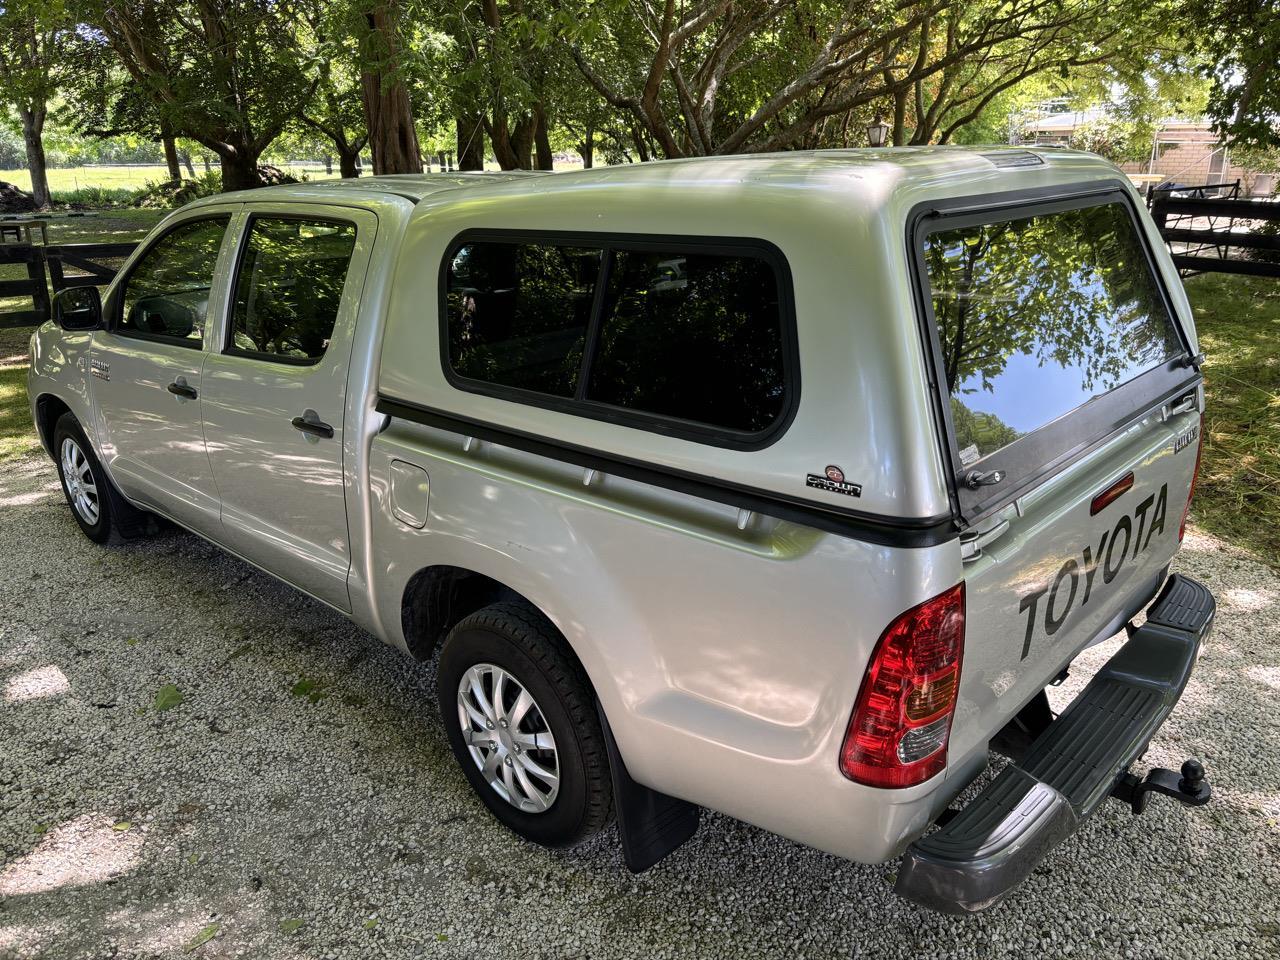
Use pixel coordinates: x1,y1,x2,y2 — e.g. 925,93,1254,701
437,601,613,847
52,412,151,544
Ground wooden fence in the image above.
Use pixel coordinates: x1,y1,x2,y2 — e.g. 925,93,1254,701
1151,196,1280,278
0,242,138,329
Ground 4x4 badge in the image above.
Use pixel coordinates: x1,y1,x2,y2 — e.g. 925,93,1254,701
806,465,862,498
1174,422,1199,454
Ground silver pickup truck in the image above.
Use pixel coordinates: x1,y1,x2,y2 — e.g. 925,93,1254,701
27,147,1216,914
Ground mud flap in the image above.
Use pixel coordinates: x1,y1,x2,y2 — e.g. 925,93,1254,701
596,702,700,873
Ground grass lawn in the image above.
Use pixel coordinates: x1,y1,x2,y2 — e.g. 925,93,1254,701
0,323,41,464
0,165,341,193
1184,272,1280,566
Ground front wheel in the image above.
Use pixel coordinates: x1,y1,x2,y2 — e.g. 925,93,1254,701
52,413,151,544
437,601,613,847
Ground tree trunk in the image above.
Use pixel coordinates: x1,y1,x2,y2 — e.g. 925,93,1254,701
218,149,262,191
457,115,485,170
162,134,182,182
533,105,554,170
179,149,196,177
360,3,422,175
324,155,334,175
339,149,361,178
579,124,594,169
18,107,51,209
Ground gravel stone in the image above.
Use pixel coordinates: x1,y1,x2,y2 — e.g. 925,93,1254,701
1,451,1278,959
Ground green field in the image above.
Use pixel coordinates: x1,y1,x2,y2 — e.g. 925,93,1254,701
0,165,341,194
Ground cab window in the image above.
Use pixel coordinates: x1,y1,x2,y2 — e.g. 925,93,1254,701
118,216,230,345
227,217,358,364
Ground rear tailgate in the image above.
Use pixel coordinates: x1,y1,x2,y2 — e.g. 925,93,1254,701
909,186,1203,767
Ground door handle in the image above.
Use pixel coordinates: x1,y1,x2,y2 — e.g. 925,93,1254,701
167,381,198,399
291,414,334,439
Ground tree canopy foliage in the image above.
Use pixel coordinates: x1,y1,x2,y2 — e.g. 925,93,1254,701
0,0,1263,202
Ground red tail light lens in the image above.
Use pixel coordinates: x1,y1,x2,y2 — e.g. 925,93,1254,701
1179,417,1205,542
840,583,965,788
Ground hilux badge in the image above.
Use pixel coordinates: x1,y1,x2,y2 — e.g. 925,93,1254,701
807,465,862,498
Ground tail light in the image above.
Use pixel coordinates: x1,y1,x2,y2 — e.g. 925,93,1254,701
1179,417,1205,542
840,584,965,788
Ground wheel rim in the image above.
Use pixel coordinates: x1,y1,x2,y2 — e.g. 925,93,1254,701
60,437,100,525
457,663,560,813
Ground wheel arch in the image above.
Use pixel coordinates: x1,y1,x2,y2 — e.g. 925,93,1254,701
35,393,73,458
399,565,596,685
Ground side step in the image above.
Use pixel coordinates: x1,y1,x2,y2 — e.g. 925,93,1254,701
895,574,1215,915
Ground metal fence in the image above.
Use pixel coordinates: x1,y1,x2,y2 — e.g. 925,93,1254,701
0,242,138,329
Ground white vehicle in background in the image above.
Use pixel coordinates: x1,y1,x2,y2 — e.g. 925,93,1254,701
28,147,1214,913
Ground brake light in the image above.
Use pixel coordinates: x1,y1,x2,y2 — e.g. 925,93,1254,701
1179,417,1205,541
840,583,965,788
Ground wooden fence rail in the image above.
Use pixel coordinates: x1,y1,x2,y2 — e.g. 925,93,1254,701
1151,196,1280,279
0,241,139,329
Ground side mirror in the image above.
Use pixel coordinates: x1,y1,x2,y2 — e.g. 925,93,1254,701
53,286,103,331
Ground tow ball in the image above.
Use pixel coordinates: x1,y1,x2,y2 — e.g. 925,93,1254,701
1111,759,1212,815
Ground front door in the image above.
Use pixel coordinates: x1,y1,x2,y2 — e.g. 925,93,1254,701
90,213,237,534
199,206,376,611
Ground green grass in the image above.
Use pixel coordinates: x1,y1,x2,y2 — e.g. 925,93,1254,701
1184,272,1280,566
0,165,341,194
1,165,173,192
0,323,40,464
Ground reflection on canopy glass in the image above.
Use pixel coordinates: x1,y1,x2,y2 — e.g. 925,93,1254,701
588,249,785,432
447,242,601,397
923,202,1182,465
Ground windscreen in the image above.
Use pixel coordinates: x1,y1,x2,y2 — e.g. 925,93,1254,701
922,201,1184,467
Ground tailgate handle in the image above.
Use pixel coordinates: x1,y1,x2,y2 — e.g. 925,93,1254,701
1162,391,1198,422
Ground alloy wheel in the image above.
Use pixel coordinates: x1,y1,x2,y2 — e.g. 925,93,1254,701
60,437,100,525
457,663,560,813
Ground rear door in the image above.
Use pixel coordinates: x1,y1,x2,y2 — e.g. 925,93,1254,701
910,187,1203,762
199,204,375,612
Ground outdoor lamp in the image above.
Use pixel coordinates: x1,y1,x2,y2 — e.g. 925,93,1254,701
867,115,891,147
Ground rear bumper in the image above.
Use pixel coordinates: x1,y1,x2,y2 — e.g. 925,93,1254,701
895,574,1215,914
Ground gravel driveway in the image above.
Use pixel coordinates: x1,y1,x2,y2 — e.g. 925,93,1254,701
2,444,1279,960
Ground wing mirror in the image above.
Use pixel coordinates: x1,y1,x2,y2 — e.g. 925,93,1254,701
53,286,103,331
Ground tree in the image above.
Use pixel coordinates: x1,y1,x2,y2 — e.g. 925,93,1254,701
558,0,1166,158
437,0,558,170
0,0,70,208
296,0,370,177
85,0,316,190
356,0,422,173
1185,0,1280,150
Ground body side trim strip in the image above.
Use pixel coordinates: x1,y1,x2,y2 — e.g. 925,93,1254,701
375,395,958,548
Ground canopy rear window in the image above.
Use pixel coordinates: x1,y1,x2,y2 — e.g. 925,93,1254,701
916,191,1194,519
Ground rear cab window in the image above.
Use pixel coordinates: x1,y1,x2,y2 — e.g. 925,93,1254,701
443,233,795,446
914,190,1194,521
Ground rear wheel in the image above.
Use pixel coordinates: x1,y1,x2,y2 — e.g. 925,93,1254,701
52,413,151,544
437,601,612,847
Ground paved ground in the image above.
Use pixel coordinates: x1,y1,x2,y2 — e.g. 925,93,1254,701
1,445,1279,960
